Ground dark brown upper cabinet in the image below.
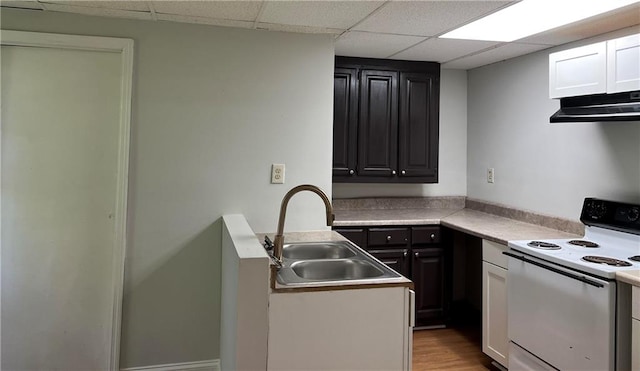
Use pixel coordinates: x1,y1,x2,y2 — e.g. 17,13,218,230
332,57,440,183
332,68,358,177
399,72,439,179
358,70,398,177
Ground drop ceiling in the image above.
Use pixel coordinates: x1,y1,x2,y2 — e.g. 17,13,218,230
2,0,640,69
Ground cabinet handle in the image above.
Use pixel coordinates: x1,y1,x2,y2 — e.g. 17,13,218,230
401,170,406,175
430,233,435,240
386,235,392,241
404,251,407,257
349,169,354,175
391,170,396,175
414,252,419,258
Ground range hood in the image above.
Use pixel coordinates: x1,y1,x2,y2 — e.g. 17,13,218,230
550,90,640,123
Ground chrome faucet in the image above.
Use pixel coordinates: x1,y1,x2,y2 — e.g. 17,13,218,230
272,184,334,264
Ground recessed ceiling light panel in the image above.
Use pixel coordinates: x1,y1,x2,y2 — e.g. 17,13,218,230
440,0,639,42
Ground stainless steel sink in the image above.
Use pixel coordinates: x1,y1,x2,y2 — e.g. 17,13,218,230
291,259,384,280
275,240,406,287
282,242,356,260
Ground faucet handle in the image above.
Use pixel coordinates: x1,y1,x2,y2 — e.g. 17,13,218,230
263,235,274,251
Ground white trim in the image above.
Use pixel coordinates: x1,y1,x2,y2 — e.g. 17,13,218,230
1,29,132,52
0,30,134,371
120,360,220,371
0,30,3,369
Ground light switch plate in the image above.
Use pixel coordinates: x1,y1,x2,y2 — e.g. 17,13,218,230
487,168,495,183
271,164,285,184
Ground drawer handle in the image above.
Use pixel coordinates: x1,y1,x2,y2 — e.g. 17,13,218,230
503,251,605,288
386,235,392,241
414,252,419,258
430,233,435,240
391,170,396,175
403,251,408,257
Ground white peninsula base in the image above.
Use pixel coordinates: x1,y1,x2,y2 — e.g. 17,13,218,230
268,286,414,371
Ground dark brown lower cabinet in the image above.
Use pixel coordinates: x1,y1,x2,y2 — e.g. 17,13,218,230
333,225,449,327
412,248,445,325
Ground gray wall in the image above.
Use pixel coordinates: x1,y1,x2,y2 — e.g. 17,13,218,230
332,68,468,198
467,27,640,220
1,9,334,368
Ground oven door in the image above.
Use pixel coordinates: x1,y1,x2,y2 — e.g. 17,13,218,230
506,250,615,371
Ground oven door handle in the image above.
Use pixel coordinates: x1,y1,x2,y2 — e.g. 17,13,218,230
503,251,605,288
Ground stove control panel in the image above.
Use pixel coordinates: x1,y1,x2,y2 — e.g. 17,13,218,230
581,198,640,234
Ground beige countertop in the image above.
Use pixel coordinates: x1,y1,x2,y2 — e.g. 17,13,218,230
334,207,581,245
266,206,637,288
441,209,581,245
333,208,458,226
617,270,640,287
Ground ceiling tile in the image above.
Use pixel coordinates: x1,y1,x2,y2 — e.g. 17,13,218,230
335,31,426,58
43,1,149,12
156,13,254,29
40,2,153,20
353,0,515,37
260,0,384,29
152,0,262,21
392,37,499,62
256,22,343,35
443,42,551,70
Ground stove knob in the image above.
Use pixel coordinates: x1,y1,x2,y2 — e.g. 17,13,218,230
629,207,640,222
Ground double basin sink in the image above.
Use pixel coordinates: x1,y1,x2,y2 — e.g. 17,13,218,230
276,240,403,287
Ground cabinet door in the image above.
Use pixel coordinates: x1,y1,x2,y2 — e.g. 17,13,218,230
549,42,607,98
412,248,445,325
482,261,508,368
333,227,367,249
333,68,358,177
368,249,410,278
358,69,398,177
607,34,640,93
398,72,439,181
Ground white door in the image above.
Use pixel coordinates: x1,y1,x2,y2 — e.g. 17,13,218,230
482,261,508,367
1,31,133,370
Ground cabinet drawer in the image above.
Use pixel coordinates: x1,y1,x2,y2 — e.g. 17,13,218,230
412,226,441,244
482,240,508,269
368,228,409,248
333,228,367,249
368,249,410,278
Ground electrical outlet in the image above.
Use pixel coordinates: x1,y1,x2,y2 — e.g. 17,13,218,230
271,164,285,184
487,168,495,183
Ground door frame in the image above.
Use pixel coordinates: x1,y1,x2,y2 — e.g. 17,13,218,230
0,30,134,370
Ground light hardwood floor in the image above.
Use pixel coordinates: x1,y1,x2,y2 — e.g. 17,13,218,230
413,325,497,371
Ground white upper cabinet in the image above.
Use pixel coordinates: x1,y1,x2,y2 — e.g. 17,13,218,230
607,34,640,93
549,33,640,99
549,42,607,98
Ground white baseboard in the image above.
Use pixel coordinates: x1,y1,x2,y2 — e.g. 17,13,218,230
121,359,220,371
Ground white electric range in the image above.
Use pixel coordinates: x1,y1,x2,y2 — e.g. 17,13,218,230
505,198,640,371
